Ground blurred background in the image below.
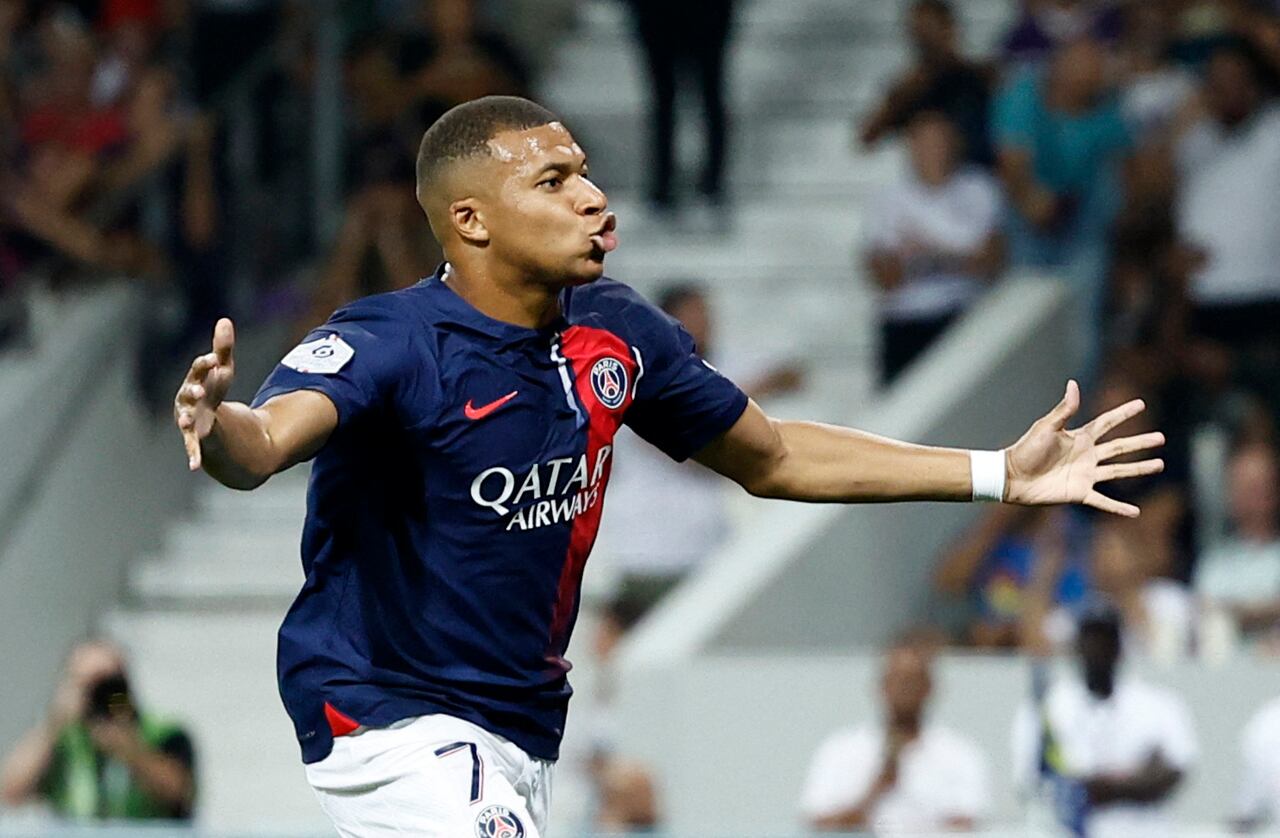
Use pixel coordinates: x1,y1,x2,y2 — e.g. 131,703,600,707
2,0,1280,835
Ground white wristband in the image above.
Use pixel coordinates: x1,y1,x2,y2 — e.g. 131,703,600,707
970,449,1006,503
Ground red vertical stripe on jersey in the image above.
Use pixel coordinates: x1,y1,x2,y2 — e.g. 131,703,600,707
547,325,636,666
324,701,361,737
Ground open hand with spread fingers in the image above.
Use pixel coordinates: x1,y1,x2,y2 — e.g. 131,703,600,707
1004,380,1165,517
174,318,236,471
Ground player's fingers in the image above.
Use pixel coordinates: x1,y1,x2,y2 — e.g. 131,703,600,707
183,353,217,385
1096,458,1164,483
1083,398,1145,440
213,318,235,366
1084,489,1140,518
182,427,201,471
1095,431,1165,462
175,383,205,405
1042,379,1080,430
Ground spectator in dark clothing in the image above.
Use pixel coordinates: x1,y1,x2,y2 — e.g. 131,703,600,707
625,0,734,209
0,640,197,821
859,0,995,167
1001,0,1125,65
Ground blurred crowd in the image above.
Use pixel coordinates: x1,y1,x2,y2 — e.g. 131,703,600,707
856,0,1280,669
606,0,1280,666
0,0,539,404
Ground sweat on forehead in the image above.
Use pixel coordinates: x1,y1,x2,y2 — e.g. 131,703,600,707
415,95,562,191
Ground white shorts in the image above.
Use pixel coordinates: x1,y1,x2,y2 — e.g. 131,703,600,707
305,714,553,837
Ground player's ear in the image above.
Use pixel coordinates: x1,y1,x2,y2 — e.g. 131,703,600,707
449,198,490,245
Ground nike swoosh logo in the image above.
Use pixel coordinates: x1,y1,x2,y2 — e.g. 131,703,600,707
464,391,518,421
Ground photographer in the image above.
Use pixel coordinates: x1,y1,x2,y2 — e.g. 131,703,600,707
0,640,196,821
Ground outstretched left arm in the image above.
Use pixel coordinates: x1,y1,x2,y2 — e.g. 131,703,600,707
694,380,1165,517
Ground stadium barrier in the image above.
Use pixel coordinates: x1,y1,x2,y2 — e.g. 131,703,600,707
610,652,1280,836
0,285,193,763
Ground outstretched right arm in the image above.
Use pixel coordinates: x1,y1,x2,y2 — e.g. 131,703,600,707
174,318,337,490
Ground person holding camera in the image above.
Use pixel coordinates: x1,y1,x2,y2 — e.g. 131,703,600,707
0,640,196,821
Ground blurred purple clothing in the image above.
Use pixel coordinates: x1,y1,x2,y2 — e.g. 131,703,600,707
1001,4,1125,63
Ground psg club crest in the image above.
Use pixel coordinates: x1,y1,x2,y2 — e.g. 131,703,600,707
475,804,525,838
589,357,628,410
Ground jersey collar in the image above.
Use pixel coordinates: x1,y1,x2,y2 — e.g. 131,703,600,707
420,264,569,344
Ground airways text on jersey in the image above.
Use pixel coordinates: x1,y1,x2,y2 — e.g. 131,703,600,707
471,445,613,531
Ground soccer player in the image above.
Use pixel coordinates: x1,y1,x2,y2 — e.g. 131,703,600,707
173,96,1163,837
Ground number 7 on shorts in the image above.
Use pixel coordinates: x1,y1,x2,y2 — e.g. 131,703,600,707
434,741,484,804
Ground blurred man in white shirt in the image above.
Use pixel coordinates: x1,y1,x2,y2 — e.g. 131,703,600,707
1195,442,1280,644
1013,604,1197,838
1233,695,1280,831
800,640,991,833
864,110,1004,385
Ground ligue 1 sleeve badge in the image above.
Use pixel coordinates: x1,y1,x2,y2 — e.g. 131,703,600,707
475,804,526,838
589,356,628,410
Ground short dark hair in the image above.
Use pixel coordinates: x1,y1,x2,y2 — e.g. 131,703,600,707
416,95,560,193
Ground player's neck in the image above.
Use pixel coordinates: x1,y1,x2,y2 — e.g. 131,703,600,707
443,262,562,330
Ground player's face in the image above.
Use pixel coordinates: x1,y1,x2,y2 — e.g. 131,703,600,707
483,122,618,287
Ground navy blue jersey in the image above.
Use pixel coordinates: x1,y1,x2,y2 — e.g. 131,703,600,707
252,267,747,763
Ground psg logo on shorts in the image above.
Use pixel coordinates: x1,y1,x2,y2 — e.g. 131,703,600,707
590,357,628,410
475,805,525,838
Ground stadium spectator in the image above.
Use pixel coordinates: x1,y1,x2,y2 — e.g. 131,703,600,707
863,110,1004,384
656,283,805,401
934,506,1088,649
858,0,995,167
623,0,735,210
592,758,662,833
1114,1,1197,142
188,0,279,107
1000,0,1125,65
1087,520,1194,661
0,639,196,821
293,0,524,339
1012,603,1197,838
598,283,803,615
1175,40,1280,412
1232,694,1280,832
1194,442,1280,646
993,36,1131,375
6,5,195,283
800,639,991,832
1087,369,1194,582
1166,0,1280,73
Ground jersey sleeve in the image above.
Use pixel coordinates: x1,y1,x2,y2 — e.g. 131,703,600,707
252,298,439,431
623,303,748,462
